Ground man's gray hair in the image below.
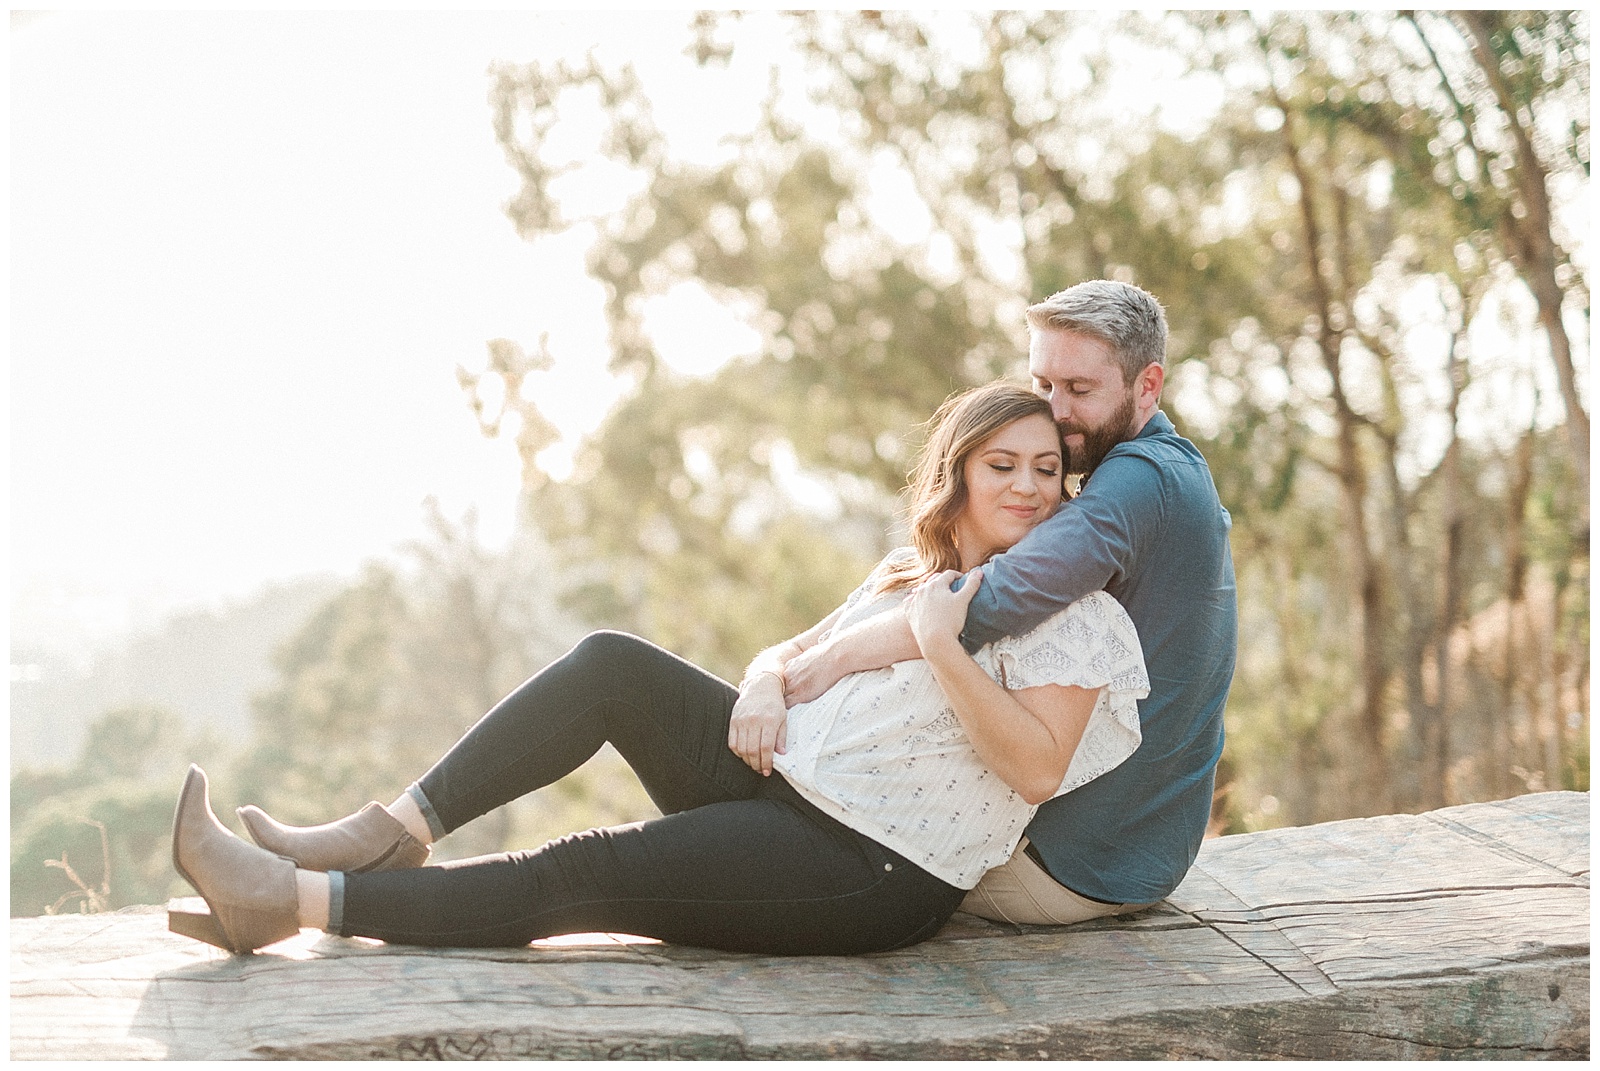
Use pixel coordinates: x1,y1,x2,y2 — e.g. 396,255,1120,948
1025,280,1168,383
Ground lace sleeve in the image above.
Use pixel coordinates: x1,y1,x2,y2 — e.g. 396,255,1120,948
989,591,1149,797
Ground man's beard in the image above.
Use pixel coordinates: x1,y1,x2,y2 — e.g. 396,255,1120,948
1063,391,1137,477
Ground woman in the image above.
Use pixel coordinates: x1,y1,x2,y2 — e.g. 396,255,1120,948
169,382,1147,956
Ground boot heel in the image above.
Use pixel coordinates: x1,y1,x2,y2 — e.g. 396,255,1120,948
167,897,234,952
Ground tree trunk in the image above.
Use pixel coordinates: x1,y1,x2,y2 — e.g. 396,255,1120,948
1498,425,1535,795
1270,94,1390,812
1427,332,1468,807
1458,11,1590,503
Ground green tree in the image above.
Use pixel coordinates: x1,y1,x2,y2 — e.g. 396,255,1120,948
11,510,671,916
474,11,1586,827
231,505,655,860
481,13,1261,680
1179,10,1588,817
10,707,207,915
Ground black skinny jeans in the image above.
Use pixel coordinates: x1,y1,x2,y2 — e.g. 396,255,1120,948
337,631,965,955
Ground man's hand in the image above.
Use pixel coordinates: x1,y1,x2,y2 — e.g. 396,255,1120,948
728,672,788,776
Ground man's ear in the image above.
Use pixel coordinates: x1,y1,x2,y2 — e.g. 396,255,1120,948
1135,362,1164,416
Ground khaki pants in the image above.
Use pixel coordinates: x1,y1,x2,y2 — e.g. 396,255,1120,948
960,838,1152,926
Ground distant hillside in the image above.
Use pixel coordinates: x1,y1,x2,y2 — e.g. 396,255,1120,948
9,575,343,771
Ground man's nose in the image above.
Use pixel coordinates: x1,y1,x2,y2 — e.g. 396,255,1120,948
1049,394,1072,424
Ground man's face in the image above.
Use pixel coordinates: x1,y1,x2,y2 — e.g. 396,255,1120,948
1028,329,1139,476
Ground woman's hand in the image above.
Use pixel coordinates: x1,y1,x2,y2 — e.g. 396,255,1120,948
728,671,788,776
905,569,982,657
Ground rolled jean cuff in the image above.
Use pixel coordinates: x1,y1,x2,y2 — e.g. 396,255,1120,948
327,870,347,935
407,782,448,841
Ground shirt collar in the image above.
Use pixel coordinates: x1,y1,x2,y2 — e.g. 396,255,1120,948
1080,410,1171,487
1137,410,1174,440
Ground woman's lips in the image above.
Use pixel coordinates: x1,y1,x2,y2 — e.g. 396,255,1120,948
1003,505,1038,518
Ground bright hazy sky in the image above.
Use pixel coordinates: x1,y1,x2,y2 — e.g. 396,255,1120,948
11,10,774,649
10,9,1583,655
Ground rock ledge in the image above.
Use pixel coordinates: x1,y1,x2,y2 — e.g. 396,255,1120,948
10,791,1589,1059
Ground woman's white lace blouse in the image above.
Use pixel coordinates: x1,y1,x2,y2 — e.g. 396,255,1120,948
773,550,1149,890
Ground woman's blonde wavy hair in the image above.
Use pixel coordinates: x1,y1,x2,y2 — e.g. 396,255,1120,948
876,382,1061,594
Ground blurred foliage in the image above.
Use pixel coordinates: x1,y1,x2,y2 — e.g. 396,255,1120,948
10,707,222,916
11,510,658,915
479,10,1588,830
229,502,654,862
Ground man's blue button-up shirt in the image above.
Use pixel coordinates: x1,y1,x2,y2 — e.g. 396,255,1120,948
961,410,1237,905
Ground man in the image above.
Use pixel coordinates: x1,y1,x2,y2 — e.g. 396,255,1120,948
782,279,1237,924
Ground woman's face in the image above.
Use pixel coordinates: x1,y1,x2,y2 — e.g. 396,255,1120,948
952,413,1064,571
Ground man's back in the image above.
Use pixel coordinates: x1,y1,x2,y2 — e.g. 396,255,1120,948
961,411,1236,904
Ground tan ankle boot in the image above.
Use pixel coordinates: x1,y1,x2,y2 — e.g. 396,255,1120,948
168,765,300,954
236,801,430,873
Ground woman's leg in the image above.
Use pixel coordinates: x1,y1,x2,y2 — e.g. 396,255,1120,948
412,631,763,839
336,778,966,956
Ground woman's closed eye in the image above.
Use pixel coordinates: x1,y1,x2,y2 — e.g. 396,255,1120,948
989,462,1058,477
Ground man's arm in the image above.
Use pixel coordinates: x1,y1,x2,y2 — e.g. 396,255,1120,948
907,570,1101,804
959,453,1156,651
787,454,1161,701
